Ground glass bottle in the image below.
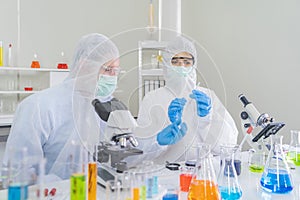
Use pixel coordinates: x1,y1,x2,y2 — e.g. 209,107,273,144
260,135,293,193
217,144,242,200
286,130,300,167
188,143,220,200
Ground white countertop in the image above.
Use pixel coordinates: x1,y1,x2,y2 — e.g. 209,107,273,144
0,152,299,200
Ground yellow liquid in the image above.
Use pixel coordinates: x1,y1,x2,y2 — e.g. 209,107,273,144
70,173,86,200
133,188,139,200
249,164,264,173
88,163,97,200
0,47,3,66
287,152,300,166
188,180,220,200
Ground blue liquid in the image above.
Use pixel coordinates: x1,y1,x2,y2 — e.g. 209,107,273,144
8,184,28,200
260,169,293,193
219,186,242,200
163,193,178,200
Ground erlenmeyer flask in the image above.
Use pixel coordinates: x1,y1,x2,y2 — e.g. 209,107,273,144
217,144,242,200
286,130,300,166
260,135,293,193
188,143,220,200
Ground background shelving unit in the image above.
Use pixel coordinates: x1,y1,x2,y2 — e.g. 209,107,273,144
0,67,69,126
138,40,167,106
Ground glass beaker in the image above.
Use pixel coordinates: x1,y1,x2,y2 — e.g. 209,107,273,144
187,143,220,200
286,130,300,167
7,147,29,200
260,135,293,194
217,144,242,200
248,148,265,173
248,141,267,173
180,145,197,193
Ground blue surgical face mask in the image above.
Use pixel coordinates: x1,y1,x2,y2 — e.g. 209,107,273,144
96,75,118,97
172,66,193,77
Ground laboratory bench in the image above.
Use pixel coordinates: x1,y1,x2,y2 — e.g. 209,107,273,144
0,152,299,200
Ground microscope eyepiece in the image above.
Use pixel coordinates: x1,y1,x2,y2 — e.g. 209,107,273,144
239,94,251,107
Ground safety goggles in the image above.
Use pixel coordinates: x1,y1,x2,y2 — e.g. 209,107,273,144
101,65,120,76
171,56,194,67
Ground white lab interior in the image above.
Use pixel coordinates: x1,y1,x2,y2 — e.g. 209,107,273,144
0,0,300,199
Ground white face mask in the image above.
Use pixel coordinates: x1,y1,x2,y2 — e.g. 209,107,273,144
172,66,193,77
96,75,117,97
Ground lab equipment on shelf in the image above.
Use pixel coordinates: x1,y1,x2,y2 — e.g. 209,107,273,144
31,53,40,68
260,135,293,194
57,51,68,69
217,144,243,200
7,43,12,67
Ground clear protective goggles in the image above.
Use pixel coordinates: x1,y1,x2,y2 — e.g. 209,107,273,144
101,65,120,76
171,56,194,67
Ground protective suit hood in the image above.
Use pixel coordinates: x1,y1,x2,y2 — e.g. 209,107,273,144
51,33,119,178
162,36,197,97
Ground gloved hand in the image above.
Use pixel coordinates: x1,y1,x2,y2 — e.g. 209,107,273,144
157,122,187,145
189,89,211,117
168,98,187,124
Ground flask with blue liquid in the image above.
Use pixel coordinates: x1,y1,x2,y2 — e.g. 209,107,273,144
217,144,243,200
260,135,293,194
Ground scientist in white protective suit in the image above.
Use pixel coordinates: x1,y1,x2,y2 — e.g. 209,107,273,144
131,35,239,165
2,33,120,180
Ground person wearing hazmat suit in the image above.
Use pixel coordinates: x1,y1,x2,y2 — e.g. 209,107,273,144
133,35,238,164
2,33,120,180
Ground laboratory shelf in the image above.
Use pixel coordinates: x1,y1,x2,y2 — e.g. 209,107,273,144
0,91,37,94
0,67,69,126
141,69,163,76
138,40,166,106
0,115,14,126
0,66,69,72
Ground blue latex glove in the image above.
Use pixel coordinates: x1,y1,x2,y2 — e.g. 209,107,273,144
157,122,188,145
189,89,211,117
168,98,187,124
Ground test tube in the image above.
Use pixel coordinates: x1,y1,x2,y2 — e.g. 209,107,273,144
88,145,97,200
69,141,87,200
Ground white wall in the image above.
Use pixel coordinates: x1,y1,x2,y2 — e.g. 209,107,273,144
181,0,300,143
1,0,300,144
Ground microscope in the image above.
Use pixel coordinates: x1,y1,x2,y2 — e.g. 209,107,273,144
92,98,143,187
238,94,285,151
